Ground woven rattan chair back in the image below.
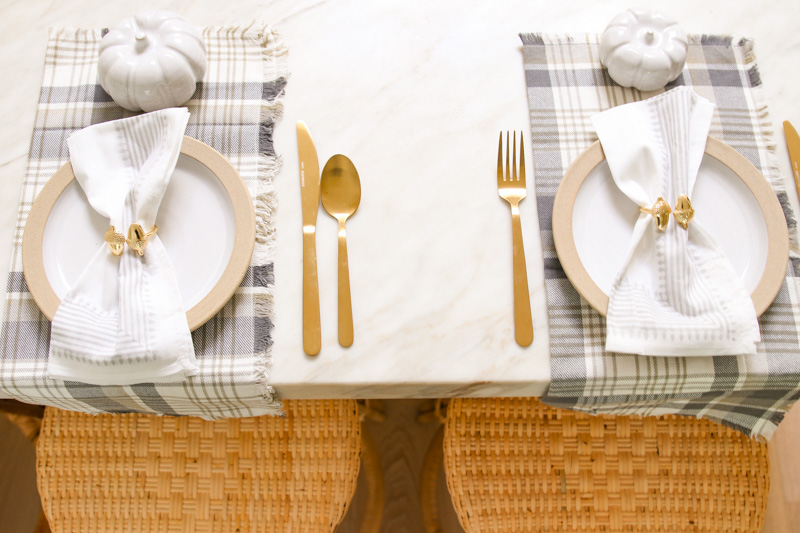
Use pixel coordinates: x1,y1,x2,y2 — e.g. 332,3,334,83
443,398,769,533
37,399,361,533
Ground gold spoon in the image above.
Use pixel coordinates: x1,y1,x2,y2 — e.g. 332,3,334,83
320,154,361,347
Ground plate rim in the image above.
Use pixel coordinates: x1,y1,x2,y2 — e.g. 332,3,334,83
21,135,256,331
551,136,789,317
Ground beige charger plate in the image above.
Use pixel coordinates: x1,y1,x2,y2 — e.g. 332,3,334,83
22,136,255,331
552,137,789,317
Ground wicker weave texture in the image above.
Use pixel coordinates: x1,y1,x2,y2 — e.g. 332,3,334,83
37,400,361,533
443,398,769,533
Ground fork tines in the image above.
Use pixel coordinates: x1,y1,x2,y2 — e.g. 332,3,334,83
497,131,526,187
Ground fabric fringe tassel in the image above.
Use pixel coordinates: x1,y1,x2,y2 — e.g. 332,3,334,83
228,23,289,415
735,36,799,252
49,27,102,41
255,23,287,414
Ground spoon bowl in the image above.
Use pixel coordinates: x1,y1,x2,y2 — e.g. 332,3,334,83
320,155,361,347
321,155,361,220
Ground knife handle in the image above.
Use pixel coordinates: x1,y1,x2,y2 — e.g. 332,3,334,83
338,220,354,347
303,229,321,355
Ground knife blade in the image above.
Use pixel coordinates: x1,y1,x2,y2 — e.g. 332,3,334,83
297,121,321,355
784,121,800,206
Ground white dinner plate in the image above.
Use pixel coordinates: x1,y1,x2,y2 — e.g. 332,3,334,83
22,136,256,331
552,138,789,317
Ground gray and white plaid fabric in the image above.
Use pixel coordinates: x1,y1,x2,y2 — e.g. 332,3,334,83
0,25,286,418
522,33,800,440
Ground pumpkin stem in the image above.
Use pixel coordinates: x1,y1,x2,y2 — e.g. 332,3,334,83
645,30,655,44
135,31,148,52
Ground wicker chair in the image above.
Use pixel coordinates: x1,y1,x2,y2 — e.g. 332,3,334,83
36,400,362,533
442,398,769,533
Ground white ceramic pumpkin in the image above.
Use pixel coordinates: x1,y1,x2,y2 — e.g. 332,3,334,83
98,11,206,112
599,9,688,92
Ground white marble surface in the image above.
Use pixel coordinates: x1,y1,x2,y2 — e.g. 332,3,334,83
0,0,798,398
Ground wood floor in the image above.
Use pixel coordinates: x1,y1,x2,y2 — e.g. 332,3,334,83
3,398,800,532
761,400,800,533
338,400,464,533
0,413,42,532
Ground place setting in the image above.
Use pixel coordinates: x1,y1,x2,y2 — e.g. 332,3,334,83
1,9,287,418
520,8,800,440
2,6,369,418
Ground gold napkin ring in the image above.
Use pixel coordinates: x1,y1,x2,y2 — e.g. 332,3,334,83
104,225,126,256
126,223,158,256
105,224,158,256
639,197,672,231
673,194,694,229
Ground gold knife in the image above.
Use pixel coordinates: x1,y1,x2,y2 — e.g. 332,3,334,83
784,121,800,206
297,121,321,355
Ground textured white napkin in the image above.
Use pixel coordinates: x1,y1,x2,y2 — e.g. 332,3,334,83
47,108,198,384
593,87,760,356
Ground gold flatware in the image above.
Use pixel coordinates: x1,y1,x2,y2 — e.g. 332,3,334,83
320,155,361,347
497,131,533,347
297,121,321,356
784,121,800,206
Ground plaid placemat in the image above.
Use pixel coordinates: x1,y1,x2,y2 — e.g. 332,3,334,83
522,33,800,440
0,25,287,419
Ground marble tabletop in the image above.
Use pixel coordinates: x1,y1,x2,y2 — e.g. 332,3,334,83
0,0,798,399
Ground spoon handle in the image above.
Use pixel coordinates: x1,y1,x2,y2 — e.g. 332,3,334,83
338,219,354,347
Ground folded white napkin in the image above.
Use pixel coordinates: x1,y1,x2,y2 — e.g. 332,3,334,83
593,87,760,356
47,108,198,384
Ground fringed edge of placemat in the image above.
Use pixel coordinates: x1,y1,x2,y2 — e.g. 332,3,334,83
247,23,288,416
734,35,800,251
519,32,593,46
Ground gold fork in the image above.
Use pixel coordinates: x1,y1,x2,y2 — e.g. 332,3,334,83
497,131,533,347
